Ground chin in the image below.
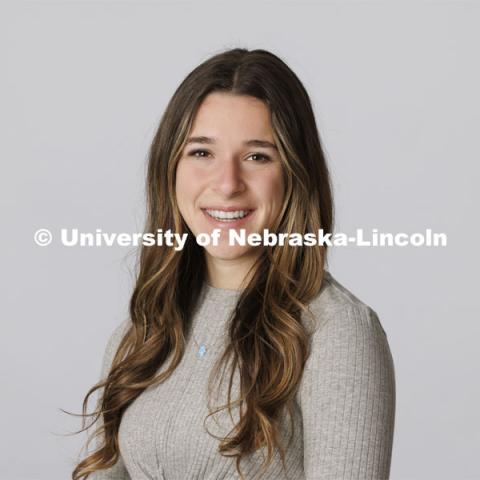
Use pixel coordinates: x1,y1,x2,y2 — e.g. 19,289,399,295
204,245,258,262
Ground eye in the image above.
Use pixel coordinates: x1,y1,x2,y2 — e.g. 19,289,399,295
188,149,211,158
248,153,271,162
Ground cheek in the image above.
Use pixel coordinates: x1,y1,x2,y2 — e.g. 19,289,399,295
256,169,285,210
174,168,187,209
175,163,201,207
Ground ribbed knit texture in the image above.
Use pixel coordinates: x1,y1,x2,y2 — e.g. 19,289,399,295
88,271,395,479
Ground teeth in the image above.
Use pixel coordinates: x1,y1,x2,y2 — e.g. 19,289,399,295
205,209,250,221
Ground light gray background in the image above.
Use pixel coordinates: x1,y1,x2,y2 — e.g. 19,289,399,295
1,1,478,479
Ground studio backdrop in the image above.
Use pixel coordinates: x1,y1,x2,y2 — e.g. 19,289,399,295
1,1,478,479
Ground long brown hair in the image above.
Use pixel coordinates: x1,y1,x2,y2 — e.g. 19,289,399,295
71,47,334,479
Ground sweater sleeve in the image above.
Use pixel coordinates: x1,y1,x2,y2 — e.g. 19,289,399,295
89,319,132,480
299,304,396,480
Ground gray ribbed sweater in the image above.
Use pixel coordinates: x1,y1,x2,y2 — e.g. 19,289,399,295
88,271,395,479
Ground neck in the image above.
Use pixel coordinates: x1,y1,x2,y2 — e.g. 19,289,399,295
205,251,260,290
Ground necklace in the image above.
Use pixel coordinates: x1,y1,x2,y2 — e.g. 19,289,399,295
190,283,237,358
191,321,221,359
192,334,208,358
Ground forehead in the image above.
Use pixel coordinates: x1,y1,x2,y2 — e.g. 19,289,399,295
190,92,274,140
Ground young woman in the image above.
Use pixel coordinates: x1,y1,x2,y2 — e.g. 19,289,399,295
72,48,396,480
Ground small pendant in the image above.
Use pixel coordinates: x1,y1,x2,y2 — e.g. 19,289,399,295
197,344,207,358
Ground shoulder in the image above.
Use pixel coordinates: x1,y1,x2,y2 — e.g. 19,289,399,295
300,270,394,381
298,269,395,403
303,270,388,339
106,317,131,349
99,318,132,379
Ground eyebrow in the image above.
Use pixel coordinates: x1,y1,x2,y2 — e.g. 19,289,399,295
186,136,278,150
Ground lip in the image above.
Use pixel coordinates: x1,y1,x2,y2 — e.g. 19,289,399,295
201,208,255,229
201,206,254,212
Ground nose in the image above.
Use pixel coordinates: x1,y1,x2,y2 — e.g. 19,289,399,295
211,157,246,197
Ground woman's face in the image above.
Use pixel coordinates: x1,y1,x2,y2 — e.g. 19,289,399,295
175,92,285,263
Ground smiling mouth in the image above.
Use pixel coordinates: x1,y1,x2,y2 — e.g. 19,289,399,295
202,208,254,222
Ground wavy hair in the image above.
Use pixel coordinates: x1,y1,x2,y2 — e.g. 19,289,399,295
71,47,334,479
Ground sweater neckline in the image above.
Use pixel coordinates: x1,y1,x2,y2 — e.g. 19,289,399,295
201,270,331,304
203,282,244,303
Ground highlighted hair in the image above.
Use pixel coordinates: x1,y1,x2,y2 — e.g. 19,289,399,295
70,47,333,479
